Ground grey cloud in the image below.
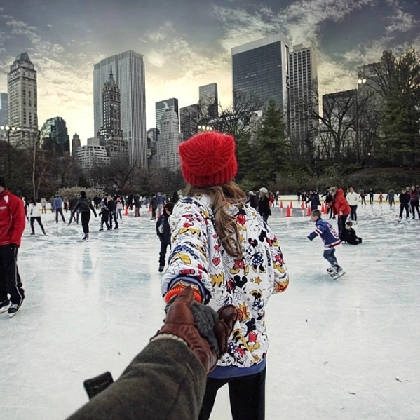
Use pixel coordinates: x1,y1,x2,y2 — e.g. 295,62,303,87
385,8,417,33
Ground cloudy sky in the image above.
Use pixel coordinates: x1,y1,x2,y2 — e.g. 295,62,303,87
0,0,418,143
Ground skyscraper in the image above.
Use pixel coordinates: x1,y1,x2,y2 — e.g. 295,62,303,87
180,104,199,140
198,83,218,120
155,98,178,132
72,133,81,154
0,93,7,126
231,34,290,115
288,46,318,157
39,116,70,155
7,52,38,148
93,50,147,167
97,71,127,160
157,108,181,172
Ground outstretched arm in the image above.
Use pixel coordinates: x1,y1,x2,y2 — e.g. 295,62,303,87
67,288,237,420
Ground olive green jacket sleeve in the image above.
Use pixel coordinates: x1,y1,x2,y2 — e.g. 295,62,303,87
67,339,206,420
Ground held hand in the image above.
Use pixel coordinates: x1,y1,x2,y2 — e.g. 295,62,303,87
155,287,236,373
214,305,237,357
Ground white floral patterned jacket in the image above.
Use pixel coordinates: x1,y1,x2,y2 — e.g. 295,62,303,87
161,194,289,368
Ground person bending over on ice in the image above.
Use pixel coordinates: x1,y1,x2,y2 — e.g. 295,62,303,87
341,221,362,245
307,209,344,279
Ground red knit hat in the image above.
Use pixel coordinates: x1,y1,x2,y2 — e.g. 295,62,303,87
178,131,238,187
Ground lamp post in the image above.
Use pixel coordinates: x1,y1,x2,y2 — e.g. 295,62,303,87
356,78,366,163
0,125,19,181
32,130,41,200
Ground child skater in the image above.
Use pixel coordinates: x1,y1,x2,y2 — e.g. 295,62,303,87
341,221,362,245
307,209,345,279
98,203,110,231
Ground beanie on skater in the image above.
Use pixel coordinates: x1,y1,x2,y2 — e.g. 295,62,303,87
178,131,238,187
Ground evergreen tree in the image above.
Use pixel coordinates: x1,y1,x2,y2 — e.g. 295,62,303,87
373,48,420,167
252,101,289,188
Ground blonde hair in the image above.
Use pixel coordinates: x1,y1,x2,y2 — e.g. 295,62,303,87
184,181,246,258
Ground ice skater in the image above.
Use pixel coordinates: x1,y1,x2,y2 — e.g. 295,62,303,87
98,202,110,231
161,131,289,420
307,209,345,279
398,187,410,220
69,191,97,240
409,185,419,219
28,198,46,235
155,202,174,272
0,176,26,316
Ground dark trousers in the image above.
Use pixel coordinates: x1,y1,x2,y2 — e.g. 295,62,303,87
109,212,118,229
323,248,338,266
30,216,45,234
81,211,91,234
410,201,419,218
349,205,358,221
55,208,65,222
399,203,409,218
198,368,266,420
100,216,110,230
337,215,347,239
0,245,23,305
159,241,170,266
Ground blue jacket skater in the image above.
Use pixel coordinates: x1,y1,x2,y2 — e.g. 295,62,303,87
308,217,341,248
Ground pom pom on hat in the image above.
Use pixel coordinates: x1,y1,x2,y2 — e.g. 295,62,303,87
178,131,238,187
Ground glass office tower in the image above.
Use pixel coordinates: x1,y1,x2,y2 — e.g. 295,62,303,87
231,35,290,116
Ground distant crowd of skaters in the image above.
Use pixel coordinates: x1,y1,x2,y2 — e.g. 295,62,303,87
21,191,178,239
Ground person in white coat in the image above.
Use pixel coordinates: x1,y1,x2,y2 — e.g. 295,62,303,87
346,186,359,222
28,198,46,235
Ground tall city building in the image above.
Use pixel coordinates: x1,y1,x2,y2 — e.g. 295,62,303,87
231,34,290,115
155,98,178,132
156,109,181,172
180,104,199,141
97,71,127,160
288,46,318,157
72,133,81,154
39,116,70,155
198,83,218,120
93,50,147,167
0,93,8,126
7,52,39,148
146,128,159,169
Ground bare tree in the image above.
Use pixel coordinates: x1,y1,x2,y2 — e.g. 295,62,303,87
208,90,263,139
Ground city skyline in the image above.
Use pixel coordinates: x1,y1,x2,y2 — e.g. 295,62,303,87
0,0,418,144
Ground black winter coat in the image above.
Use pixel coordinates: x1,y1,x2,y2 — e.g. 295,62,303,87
156,213,171,243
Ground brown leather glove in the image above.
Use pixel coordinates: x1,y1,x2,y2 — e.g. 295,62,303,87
156,287,237,373
214,305,238,357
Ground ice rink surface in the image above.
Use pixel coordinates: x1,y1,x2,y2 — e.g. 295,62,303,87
1,198,419,419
